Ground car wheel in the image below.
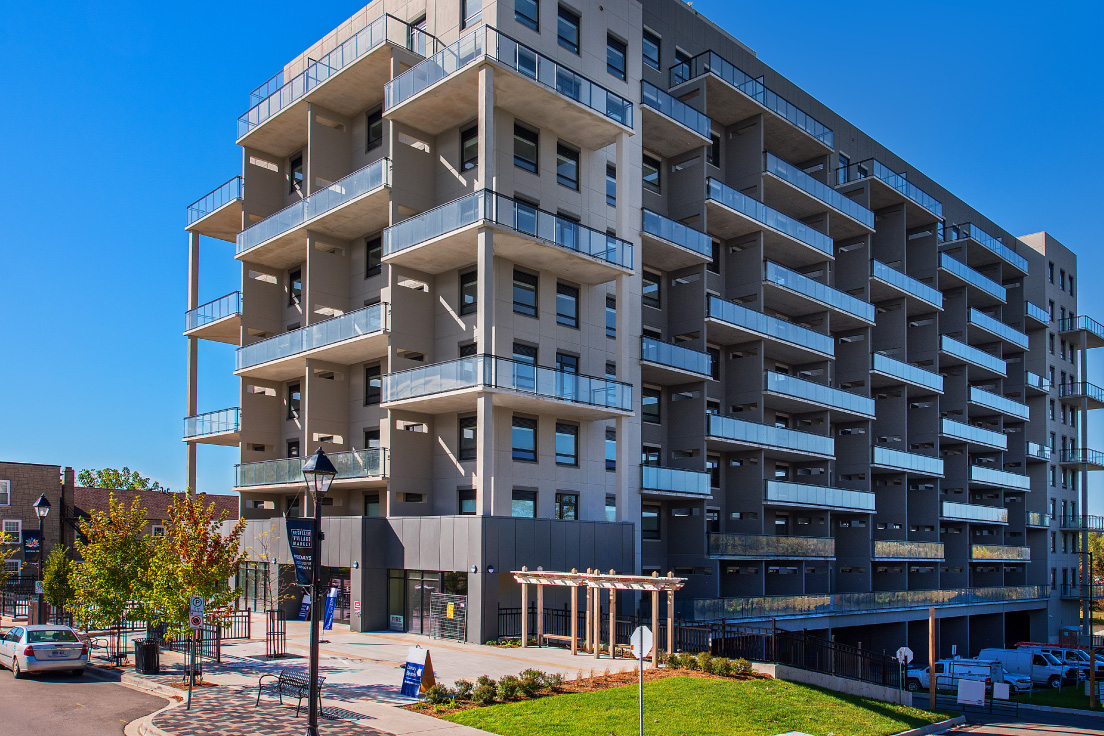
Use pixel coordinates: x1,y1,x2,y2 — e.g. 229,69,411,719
1048,675,1061,689
906,679,921,692
11,660,22,679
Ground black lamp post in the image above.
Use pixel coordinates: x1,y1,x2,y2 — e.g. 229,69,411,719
32,493,51,623
301,448,336,736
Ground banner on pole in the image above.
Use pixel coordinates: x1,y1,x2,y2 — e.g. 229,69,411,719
297,593,311,621
323,587,338,630
21,530,41,563
285,519,314,586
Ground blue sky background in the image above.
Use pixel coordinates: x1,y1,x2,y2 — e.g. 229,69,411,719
1,1,1101,507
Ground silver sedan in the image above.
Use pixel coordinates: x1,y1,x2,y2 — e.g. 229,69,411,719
0,625,88,678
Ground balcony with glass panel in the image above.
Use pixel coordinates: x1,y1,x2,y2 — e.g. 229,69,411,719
706,415,834,461
836,159,942,225
1060,515,1104,531
872,540,945,560
669,50,833,159
641,209,713,270
870,353,944,394
1025,302,1050,329
237,158,392,268
705,295,834,362
1059,381,1104,410
942,222,1028,275
705,178,833,267
940,418,1007,450
382,355,633,420
186,177,243,242
763,479,875,513
184,291,242,345
708,533,835,559
385,25,632,149
762,153,873,238
939,336,1006,378
1026,512,1048,528
235,302,389,381
942,501,1008,525
640,80,711,157
641,466,712,498
938,253,1006,305
968,386,1030,420
1061,584,1104,600
869,260,943,312
236,448,387,490
238,14,435,155
1023,370,1051,394
967,309,1028,350
970,544,1030,562
183,408,241,446
383,190,632,284
1059,316,1104,349
871,446,944,477
640,336,712,384
763,371,875,419
969,465,1032,490
763,261,874,328
1058,448,1104,470
1026,442,1052,462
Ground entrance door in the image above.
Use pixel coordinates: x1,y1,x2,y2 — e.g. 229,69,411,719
405,573,440,634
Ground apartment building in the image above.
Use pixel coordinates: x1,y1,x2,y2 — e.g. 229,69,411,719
0,462,73,583
183,0,1097,651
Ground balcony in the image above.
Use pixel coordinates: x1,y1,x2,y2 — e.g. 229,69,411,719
385,25,632,149
236,448,387,490
1060,584,1104,600
762,153,873,237
939,336,1006,378
970,544,1030,562
966,309,1028,350
1058,316,1104,349
706,295,834,361
763,371,875,419
969,465,1032,491
1059,448,1104,470
641,209,713,270
1025,302,1050,328
764,479,875,513
705,178,833,267
641,466,712,498
870,353,944,394
706,415,834,461
184,292,242,345
968,386,1030,420
235,302,389,381
640,80,711,157
940,417,1007,450
237,158,391,268
669,50,833,158
869,260,943,312
1026,512,1048,528
871,446,944,477
383,190,632,284
836,159,942,224
183,408,241,446
763,261,874,328
872,540,945,561
938,253,1006,304
708,533,835,559
1060,515,1104,531
186,177,242,242
640,336,712,383
941,501,1009,525
238,14,432,155
1026,442,1052,462
1059,382,1104,409
1024,370,1051,394
381,355,633,420
942,222,1028,275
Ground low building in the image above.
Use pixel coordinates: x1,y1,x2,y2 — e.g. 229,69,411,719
0,461,72,585
70,488,239,539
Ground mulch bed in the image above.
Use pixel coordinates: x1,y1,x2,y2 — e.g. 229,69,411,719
167,679,217,690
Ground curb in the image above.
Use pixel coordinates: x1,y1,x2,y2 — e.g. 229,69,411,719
891,716,966,736
1017,701,1104,718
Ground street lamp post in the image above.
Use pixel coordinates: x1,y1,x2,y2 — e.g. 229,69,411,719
32,493,51,624
301,448,337,736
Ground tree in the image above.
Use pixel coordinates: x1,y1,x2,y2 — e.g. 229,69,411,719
1089,531,1104,611
42,546,75,609
0,532,17,588
77,466,169,493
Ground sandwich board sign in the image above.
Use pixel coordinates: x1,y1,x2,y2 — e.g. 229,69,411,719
957,678,986,706
400,646,435,698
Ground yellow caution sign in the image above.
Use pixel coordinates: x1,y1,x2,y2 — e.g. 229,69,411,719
446,602,455,619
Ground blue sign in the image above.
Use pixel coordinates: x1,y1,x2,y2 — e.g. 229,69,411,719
297,594,311,621
285,519,313,586
400,647,427,698
323,588,338,631
21,530,41,562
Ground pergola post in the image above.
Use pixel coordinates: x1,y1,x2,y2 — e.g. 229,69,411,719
536,581,544,647
520,580,528,648
666,577,674,656
609,585,618,658
593,587,601,660
570,583,578,655
651,587,660,667
585,571,592,652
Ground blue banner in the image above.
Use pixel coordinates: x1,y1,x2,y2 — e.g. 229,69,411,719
323,588,338,631
400,661,425,698
297,594,311,621
21,530,41,563
285,519,313,586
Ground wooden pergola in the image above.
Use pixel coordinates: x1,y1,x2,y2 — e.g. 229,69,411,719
511,568,687,666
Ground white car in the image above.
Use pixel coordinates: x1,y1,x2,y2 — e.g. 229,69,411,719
0,625,88,678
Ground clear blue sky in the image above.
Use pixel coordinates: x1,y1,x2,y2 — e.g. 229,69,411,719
2,0,1102,508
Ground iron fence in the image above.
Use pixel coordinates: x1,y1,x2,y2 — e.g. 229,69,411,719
148,622,221,662
266,609,287,658
429,593,468,641
219,611,251,640
497,604,713,654
0,592,31,618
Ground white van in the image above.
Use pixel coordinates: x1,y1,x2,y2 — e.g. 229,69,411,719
906,658,1003,692
977,648,1072,688
1015,643,1103,679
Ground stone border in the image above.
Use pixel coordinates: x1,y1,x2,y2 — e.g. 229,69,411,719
890,716,965,736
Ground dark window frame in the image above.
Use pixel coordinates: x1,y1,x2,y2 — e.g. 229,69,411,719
366,236,382,278
642,28,661,70
642,386,661,424
515,0,539,32
460,124,479,171
606,34,627,80
513,268,539,317
513,123,539,173
289,152,304,194
556,281,580,328
364,364,382,405
642,154,661,194
606,163,616,206
642,270,662,309
288,267,302,306
556,142,580,190
287,383,301,420
557,5,580,54
512,489,538,518
555,422,579,466
460,270,479,315
458,489,477,515
461,0,482,30
642,504,661,540
511,416,538,462
555,491,579,520
459,416,478,461
366,108,383,151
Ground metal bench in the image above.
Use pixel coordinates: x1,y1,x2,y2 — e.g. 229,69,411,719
255,668,325,717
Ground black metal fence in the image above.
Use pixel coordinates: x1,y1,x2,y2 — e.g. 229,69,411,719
148,623,221,663
220,611,251,640
497,604,712,654
266,609,287,659
0,592,31,618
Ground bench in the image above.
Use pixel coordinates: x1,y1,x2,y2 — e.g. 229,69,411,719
256,669,325,717
542,634,580,649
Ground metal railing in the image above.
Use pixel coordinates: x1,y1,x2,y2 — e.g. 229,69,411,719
185,291,242,332
1059,448,1104,466
969,464,1031,490
940,335,1006,375
837,158,942,217
765,370,875,416
1060,382,1104,404
707,177,833,256
640,80,710,137
641,465,712,496
1060,515,1104,531
969,386,1030,420
764,479,875,512
940,417,1007,450
943,222,1028,273
872,446,945,476
187,177,243,226
708,533,834,558
641,209,712,258
764,261,874,323
640,336,712,376
1026,512,1047,527
872,540,945,560
969,308,1028,349
236,302,389,371
939,253,1006,301
870,260,942,309
1026,301,1050,324
970,544,1030,562
1024,370,1051,392
871,353,944,393
706,415,835,457
236,448,387,487
1059,315,1104,341
707,295,834,356
942,501,1008,524
1026,442,1052,461
184,408,241,439
766,153,873,227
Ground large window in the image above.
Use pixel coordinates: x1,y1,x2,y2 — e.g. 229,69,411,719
556,282,579,327
364,493,381,517
555,492,579,520
461,125,479,171
0,480,9,506
707,133,720,167
607,34,627,79
364,364,382,405
557,5,580,53
642,504,661,540
512,489,538,517
289,151,304,194
366,236,382,278
605,296,616,338
458,489,477,515
556,352,578,374
366,108,383,151
514,124,539,173
642,387,661,424
462,0,482,29
642,29,660,70
287,383,301,419
460,270,478,315
513,269,539,317
364,428,381,449
606,164,617,206
605,428,616,471
642,154,661,193
512,416,538,462
514,342,538,391
605,494,617,522
459,416,478,461
515,0,539,31
556,143,579,189
641,445,661,466
555,422,579,466
642,270,661,309
288,267,302,306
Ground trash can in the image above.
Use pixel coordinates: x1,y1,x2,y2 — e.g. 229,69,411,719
134,639,160,675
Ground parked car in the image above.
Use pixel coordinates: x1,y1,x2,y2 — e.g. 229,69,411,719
906,658,1003,692
977,648,1074,688
1015,642,1104,679
0,625,88,678
998,666,1034,693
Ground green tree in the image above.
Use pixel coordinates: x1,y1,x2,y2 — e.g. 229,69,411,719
77,466,169,493
0,532,17,588
42,546,75,608
1089,531,1104,610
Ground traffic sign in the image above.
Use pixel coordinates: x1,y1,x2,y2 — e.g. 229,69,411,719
189,614,203,630
190,596,205,616
630,626,654,658
896,646,913,665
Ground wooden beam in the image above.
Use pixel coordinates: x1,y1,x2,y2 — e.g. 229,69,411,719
520,581,528,648
651,588,659,667
666,585,674,655
609,586,617,658
536,582,544,647
585,574,592,652
593,587,601,660
570,583,578,656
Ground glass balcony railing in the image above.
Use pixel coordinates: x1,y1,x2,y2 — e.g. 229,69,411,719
1024,370,1051,392
872,540,945,560
1026,302,1050,325
707,415,834,457
640,80,710,138
382,355,633,411
872,446,944,476
236,302,388,371
968,309,1028,349
940,417,1007,449
764,479,875,511
971,544,1030,562
1060,448,1104,466
237,159,391,254
186,292,242,332
1026,512,1047,527
184,408,241,439
764,153,873,227
940,336,1006,375
944,223,1028,274
706,178,833,256
1060,382,1104,404
1026,442,1052,461
939,253,1006,301
1060,515,1104,531
969,386,1029,420
1061,584,1104,600
708,533,835,558
670,51,833,146
970,465,1031,491
641,466,712,496
236,448,386,487
1059,315,1104,342
838,159,942,218
942,501,1009,524
871,353,944,393
870,260,942,309
187,177,243,226
707,295,834,356
384,189,633,268
641,336,712,376
641,209,712,258
386,25,632,127
764,371,875,416
764,261,874,323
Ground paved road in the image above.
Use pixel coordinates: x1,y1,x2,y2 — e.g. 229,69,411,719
0,667,168,736
912,693,1104,735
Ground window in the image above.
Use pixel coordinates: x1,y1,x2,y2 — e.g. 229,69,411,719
556,282,579,327
3,560,18,577
642,29,660,70
707,133,720,167
1048,262,1055,284
2,519,21,536
459,416,478,461
460,270,478,315
365,236,382,278
606,164,617,206
607,34,627,79
512,416,537,462
708,240,721,274
461,0,482,29
1061,269,1066,291
289,152,304,194
366,108,383,151
837,154,850,185
1069,275,1075,297
642,387,661,424
459,489,477,515
642,504,661,540
512,489,537,518
0,480,8,506
1049,333,1055,355
365,364,382,405
642,154,661,193
460,125,479,171
605,494,617,522
513,123,539,173
557,5,580,53
642,270,661,309
556,143,579,189
555,492,579,520
288,267,302,306
605,296,616,338
515,0,539,31
556,352,578,374
459,342,478,357
408,16,428,55
365,493,381,517
364,429,381,450
150,524,165,537
513,269,538,317
605,428,616,471
641,445,661,466
287,439,300,458
555,422,579,465
287,383,301,419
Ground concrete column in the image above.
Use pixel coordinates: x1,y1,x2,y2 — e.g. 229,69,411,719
477,65,495,191
476,226,499,516
186,231,200,494
1080,331,1091,629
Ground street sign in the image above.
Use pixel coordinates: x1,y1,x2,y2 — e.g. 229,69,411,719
353,600,361,611
896,646,913,665
189,614,203,630
630,626,654,658
34,581,44,595
190,596,205,617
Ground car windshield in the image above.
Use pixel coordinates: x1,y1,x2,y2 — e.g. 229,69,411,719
1042,653,1061,666
27,629,80,644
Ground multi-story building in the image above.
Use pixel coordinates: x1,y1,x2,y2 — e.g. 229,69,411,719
0,462,73,584
183,0,1096,652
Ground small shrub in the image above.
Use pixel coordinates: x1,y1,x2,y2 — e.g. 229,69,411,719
497,675,520,701
454,679,474,700
732,658,753,675
709,657,731,677
475,675,497,690
697,651,713,672
547,672,564,690
684,655,699,671
519,669,547,688
424,684,454,704
472,684,496,706
666,652,682,670
518,674,541,697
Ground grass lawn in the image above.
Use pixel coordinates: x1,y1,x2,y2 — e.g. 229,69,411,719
442,676,949,736
1017,686,1104,712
